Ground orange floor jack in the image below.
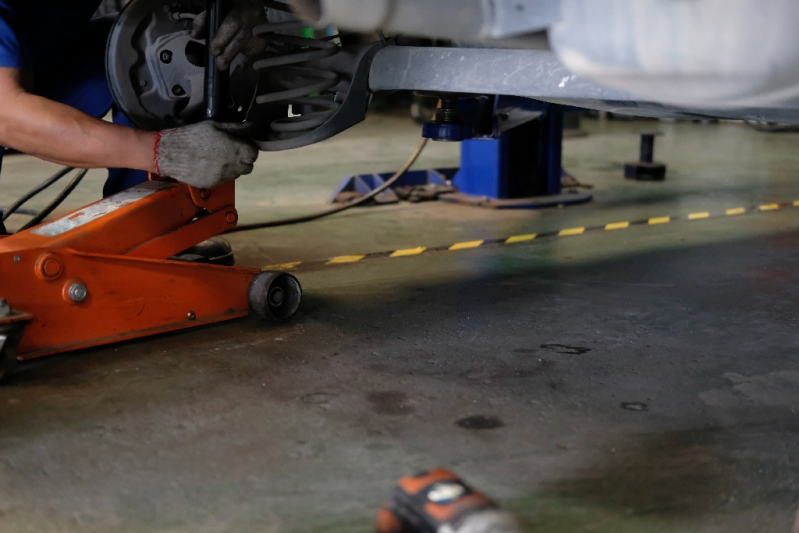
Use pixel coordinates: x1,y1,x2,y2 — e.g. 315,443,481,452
0,179,301,381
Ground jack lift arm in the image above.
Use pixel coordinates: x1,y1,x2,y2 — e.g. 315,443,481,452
0,0,301,381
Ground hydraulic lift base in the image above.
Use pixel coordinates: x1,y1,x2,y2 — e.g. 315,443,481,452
439,191,592,209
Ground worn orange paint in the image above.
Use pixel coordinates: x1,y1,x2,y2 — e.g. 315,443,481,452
0,180,259,361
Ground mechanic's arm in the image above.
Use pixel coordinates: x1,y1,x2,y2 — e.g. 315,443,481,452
0,67,258,188
0,67,156,171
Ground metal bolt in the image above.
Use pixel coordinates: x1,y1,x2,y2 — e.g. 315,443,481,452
139,79,148,88
172,85,186,97
0,299,10,317
13,256,20,263
67,283,88,303
160,50,173,64
187,311,196,321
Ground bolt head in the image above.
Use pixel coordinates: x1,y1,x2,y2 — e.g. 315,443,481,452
172,85,186,97
160,50,173,64
67,283,88,303
187,311,196,321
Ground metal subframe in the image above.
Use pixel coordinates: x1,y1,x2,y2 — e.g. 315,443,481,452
368,46,799,124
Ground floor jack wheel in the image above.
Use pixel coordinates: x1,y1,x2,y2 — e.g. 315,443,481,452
248,272,303,321
0,324,24,382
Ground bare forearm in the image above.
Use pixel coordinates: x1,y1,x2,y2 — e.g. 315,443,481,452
0,68,257,189
0,90,157,172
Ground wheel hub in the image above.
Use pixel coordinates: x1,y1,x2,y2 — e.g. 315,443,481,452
106,0,256,131
268,286,285,307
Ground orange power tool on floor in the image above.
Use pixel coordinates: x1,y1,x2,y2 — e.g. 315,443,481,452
377,469,522,533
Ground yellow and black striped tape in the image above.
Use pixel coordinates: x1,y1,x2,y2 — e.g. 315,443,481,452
263,200,799,273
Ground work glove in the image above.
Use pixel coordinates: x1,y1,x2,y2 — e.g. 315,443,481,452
155,121,259,189
192,0,268,70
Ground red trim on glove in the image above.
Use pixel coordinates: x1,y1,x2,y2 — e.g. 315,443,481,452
153,131,163,176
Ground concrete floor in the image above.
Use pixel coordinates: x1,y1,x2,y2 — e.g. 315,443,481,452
2,113,799,533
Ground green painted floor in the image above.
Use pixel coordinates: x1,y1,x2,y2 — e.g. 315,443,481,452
2,113,799,533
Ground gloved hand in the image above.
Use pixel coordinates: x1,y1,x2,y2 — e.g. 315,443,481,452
192,0,268,70
155,121,259,189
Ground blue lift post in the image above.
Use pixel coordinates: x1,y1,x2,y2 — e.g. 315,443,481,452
439,98,592,208
332,96,592,209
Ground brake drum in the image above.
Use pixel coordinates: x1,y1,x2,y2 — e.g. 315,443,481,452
106,0,254,131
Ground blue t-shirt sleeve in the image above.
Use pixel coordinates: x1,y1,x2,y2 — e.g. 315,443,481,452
0,3,29,69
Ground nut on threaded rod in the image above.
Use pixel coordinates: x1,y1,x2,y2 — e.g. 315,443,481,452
435,97,462,124
421,95,473,142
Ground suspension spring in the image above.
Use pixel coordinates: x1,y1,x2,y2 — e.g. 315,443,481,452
251,3,341,139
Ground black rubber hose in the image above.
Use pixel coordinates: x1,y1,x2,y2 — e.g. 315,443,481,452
1,166,75,222
0,208,36,217
19,169,89,231
228,138,429,233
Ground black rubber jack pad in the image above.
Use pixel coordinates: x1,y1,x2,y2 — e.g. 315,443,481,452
625,162,667,181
